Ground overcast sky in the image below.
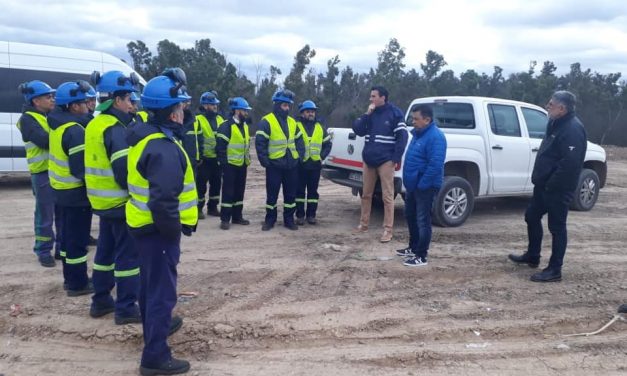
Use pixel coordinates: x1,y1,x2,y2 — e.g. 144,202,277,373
2,0,627,81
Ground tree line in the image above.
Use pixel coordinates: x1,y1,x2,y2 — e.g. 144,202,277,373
127,38,627,145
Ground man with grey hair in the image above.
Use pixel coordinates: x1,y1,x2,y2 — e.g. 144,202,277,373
509,90,587,282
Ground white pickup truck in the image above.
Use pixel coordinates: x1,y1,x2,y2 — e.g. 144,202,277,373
321,96,607,227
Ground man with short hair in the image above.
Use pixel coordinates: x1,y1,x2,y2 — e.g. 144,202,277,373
396,104,446,267
16,80,61,267
255,89,306,231
352,86,408,242
295,100,332,225
509,90,587,282
195,90,223,218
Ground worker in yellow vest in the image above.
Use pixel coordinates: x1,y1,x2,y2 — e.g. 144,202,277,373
295,100,332,225
195,90,223,218
85,70,141,324
255,89,306,231
126,68,195,376
48,81,93,295
215,97,252,230
16,80,61,267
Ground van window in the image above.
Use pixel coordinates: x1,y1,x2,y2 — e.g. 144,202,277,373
428,102,475,129
488,104,521,137
521,107,548,139
0,67,90,113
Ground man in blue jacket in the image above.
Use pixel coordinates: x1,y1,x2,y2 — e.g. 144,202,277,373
509,91,587,282
396,104,446,266
352,86,408,242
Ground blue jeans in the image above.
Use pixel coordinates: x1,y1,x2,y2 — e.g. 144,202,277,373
525,186,574,270
404,188,437,258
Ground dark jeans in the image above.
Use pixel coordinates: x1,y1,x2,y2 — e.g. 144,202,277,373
220,164,247,222
196,158,221,210
61,205,91,290
404,188,437,258
30,172,62,257
296,167,321,219
525,186,574,270
265,165,298,225
136,232,180,368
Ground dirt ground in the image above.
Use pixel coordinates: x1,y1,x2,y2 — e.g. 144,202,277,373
1,147,626,376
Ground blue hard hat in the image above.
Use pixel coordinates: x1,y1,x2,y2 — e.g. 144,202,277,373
55,81,92,106
298,100,317,112
228,97,252,111
272,89,295,104
130,92,140,103
18,80,56,103
91,70,139,94
141,74,191,110
200,91,220,105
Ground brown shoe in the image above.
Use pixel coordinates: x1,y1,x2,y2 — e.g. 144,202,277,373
380,230,393,243
352,225,368,234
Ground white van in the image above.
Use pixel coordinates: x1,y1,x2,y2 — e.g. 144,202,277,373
0,41,146,173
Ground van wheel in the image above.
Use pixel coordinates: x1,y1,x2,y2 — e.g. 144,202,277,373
433,176,474,227
570,169,600,211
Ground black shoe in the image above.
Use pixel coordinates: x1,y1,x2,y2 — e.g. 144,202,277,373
296,217,305,226
395,247,414,257
403,256,428,267
232,218,250,225
530,268,562,282
306,217,317,225
618,304,627,314
140,357,190,376
38,254,56,267
67,281,94,297
220,221,230,230
90,304,115,318
508,253,540,268
261,222,274,231
168,315,183,336
197,211,206,220
115,313,142,325
54,252,62,260
88,235,98,246
284,222,298,231
207,207,221,217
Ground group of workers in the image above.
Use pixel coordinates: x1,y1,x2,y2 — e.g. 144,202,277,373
16,67,331,375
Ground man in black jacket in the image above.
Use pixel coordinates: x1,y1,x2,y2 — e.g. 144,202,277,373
509,91,587,282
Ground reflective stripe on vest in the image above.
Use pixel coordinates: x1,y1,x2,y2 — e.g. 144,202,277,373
137,111,148,122
17,111,50,173
217,122,250,167
49,121,84,190
261,113,299,160
296,121,324,161
84,114,129,210
126,133,198,229
197,114,224,158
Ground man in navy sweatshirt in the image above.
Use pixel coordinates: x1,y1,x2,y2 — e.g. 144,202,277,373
352,86,408,242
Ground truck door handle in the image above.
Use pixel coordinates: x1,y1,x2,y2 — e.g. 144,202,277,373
492,145,503,150
531,147,539,152
348,133,356,140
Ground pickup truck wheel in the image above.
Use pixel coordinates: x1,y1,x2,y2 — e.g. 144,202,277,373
570,168,600,211
433,176,474,227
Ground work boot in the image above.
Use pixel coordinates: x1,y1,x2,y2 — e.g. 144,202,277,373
508,253,540,268
617,304,627,314
90,303,115,318
530,267,562,282
115,312,142,325
296,217,305,226
139,357,190,376
220,221,230,230
169,315,183,336
207,207,221,217
232,218,250,225
352,225,368,234
261,222,274,231
67,281,94,297
197,211,206,220
38,254,56,268
306,217,317,225
284,222,298,231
